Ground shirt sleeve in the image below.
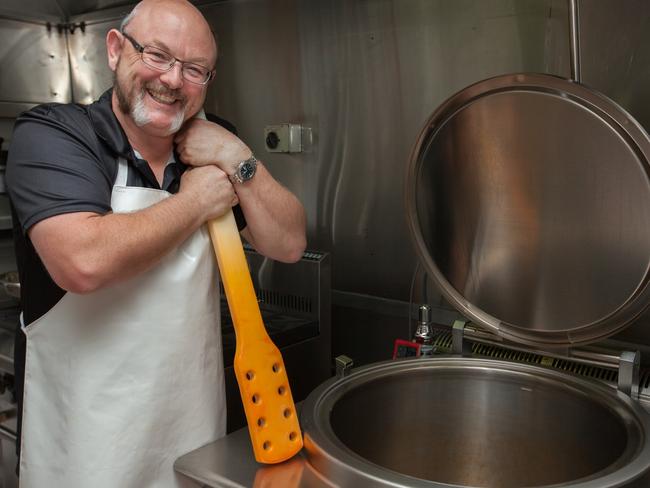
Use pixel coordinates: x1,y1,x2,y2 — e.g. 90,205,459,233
6,104,115,233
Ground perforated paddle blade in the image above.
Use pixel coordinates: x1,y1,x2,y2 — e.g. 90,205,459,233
208,211,303,463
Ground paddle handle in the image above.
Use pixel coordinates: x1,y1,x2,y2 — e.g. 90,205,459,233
207,210,303,463
208,211,265,344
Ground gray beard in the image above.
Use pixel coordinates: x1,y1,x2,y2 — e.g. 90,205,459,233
131,89,151,127
115,73,186,135
131,89,186,135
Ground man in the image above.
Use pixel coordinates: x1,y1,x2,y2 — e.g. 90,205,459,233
5,0,306,486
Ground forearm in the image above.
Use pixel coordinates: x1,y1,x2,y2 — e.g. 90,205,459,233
29,192,205,293
174,120,307,261
236,162,306,263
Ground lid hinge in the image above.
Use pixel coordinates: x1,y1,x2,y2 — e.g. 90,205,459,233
451,319,471,355
618,350,640,400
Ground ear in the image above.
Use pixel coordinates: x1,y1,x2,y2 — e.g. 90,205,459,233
106,29,123,72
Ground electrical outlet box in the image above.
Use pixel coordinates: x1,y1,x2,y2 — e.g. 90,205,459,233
264,124,308,153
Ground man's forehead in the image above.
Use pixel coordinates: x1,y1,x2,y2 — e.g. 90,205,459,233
126,11,217,64
128,0,209,30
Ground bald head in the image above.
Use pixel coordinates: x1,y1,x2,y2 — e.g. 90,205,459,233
121,0,217,65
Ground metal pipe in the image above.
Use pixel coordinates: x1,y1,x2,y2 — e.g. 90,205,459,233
0,423,16,442
571,348,622,366
568,0,582,82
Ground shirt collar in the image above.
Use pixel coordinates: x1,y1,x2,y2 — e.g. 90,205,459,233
133,149,176,167
86,88,136,161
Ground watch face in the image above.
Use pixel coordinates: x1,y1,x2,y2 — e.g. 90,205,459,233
240,161,256,180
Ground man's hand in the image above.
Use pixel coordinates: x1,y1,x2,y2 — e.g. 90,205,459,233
175,119,252,175
179,164,238,222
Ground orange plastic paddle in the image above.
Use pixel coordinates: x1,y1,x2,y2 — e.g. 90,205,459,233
208,210,303,464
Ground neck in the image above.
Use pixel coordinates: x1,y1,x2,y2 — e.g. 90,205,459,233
111,91,174,164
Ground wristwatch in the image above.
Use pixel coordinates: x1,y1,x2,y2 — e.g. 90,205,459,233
230,155,258,184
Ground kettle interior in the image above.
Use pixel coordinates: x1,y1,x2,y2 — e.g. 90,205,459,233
302,358,650,488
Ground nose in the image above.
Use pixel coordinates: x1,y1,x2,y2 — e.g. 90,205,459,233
159,62,184,89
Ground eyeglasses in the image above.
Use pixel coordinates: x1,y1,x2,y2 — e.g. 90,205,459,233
121,31,214,85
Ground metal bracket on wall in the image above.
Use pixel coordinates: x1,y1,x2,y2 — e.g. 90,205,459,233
335,355,354,378
451,319,471,355
46,21,86,34
618,350,641,400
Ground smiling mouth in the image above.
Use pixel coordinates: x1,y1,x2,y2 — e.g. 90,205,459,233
146,88,181,106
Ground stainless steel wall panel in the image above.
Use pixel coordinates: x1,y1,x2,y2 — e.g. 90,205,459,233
195,0,570,300
579,0,650,142
0,1,62,22
68,20,119,104
0,19,70,107
0,0,136,21
200,0,306,202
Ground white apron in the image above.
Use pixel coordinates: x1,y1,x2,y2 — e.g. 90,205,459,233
19,158,226,488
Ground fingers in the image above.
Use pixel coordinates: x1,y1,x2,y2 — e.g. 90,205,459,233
179,165,238,221
174,119,214,166
174,119,250,171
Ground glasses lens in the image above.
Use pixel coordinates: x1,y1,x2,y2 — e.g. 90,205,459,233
141,47,174,70
138,43,210,85
182,64,210,84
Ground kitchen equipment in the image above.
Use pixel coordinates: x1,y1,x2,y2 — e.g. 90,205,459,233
208,211,303,463
407,72,650,348
299,1,650,485
301,358,650,488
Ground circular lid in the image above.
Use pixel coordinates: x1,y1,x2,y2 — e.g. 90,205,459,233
406,73,650,347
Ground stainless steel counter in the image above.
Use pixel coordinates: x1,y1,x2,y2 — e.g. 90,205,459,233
174,425,330,488
175,408,650,488
175,364,650,488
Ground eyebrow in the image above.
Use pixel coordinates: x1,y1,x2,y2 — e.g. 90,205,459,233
148,38,211,66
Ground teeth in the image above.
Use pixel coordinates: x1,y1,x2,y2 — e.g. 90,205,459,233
148,89,177,105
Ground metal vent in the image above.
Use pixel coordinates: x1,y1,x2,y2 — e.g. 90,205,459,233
256,288,312,315
432,331,624,389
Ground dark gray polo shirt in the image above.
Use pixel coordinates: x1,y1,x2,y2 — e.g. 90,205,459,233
6,88,244,463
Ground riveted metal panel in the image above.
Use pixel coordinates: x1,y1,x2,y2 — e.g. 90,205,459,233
0,18,70,110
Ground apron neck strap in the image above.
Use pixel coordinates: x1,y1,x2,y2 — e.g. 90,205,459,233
115,157,128,187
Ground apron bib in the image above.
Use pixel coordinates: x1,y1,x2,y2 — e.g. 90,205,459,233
19,158,226,488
